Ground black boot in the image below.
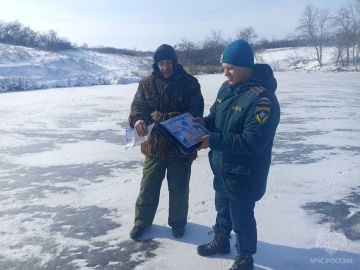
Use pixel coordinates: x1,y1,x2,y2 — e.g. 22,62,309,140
197,227,230,256
129,225,147,240
228,252,254,270
172,226,185,238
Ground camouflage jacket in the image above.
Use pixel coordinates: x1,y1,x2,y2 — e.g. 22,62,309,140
129,64,204,162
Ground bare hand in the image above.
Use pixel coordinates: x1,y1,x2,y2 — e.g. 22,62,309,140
134,119,148,137
193,117,206,127
197,135,209,150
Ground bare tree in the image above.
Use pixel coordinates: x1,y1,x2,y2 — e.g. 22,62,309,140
0,20,72,50
21,26,38,46
355,0,360,14
175,38,199,66
0,21,23,44
354,0,360,69
41,30,71,50
332,4,359,66
201,30,227,65
296,5,331,66
175,38,197,52
234,26,258,44
0,21,6,41
202,30,226,50
234,26,258,56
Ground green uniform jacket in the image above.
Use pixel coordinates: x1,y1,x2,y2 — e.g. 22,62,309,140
129,64,204,162
204,64,280,200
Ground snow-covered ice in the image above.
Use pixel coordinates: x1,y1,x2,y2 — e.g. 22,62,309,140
0,72,359,270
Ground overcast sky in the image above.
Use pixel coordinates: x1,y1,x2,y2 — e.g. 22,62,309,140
0,0,352,51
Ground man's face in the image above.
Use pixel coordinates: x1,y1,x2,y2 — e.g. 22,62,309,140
222,63,252,85
158,59,174,78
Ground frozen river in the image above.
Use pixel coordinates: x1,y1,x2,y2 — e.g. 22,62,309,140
0,72,359,270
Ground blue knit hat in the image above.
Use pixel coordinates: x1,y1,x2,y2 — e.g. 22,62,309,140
221,39,254,68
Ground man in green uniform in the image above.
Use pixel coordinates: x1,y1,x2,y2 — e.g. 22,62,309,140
128,44,204,240
195,39,280,270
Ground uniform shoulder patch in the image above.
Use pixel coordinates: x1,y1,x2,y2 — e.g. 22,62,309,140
255,106,271,125
250,86,266,96
256,97,272,105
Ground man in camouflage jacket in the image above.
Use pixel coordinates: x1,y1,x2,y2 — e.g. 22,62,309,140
128,44,204,239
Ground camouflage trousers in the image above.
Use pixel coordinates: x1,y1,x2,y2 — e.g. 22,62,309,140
134,156,192,228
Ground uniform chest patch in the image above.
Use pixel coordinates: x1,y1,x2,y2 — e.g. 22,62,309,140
231,105,242,112
255,106,270,124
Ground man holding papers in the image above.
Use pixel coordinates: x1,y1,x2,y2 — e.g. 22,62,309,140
128,44,204,240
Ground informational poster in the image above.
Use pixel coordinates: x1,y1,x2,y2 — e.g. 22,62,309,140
157,113,208,155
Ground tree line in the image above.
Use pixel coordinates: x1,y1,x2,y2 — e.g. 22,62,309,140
0,20,152,56
176,0,360,71
296,0,360,67
0,20,72,51
0,0,359,70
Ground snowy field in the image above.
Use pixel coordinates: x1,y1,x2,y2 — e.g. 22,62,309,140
0,72,359,270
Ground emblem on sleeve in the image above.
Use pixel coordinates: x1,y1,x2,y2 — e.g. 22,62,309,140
257,97,271,105
255,106,270,124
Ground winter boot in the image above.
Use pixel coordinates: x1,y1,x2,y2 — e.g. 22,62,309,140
228,252,254,270
197,227,230,256
172,226,185,238
129,225,147,240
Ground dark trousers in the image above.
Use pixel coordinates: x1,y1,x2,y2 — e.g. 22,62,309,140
134,156,192,228
215,192,257,254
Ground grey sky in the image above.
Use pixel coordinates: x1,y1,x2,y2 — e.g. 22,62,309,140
0,0,352,51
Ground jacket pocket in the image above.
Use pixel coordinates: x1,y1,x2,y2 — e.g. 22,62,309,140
208,150,222,176
221,163,250,193
208,150,215,174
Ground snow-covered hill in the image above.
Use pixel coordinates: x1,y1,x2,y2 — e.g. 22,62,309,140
0,43,152,92
0,43,356,93
256,47,336,72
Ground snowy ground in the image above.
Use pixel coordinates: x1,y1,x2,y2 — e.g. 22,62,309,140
0,72,359,270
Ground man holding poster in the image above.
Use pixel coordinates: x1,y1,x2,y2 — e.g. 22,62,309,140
128,44,204,240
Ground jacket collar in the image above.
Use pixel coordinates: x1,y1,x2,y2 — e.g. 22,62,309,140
225,63,277,94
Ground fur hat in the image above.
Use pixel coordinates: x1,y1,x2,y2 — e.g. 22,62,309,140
154,44,178,64
221,39,254,68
